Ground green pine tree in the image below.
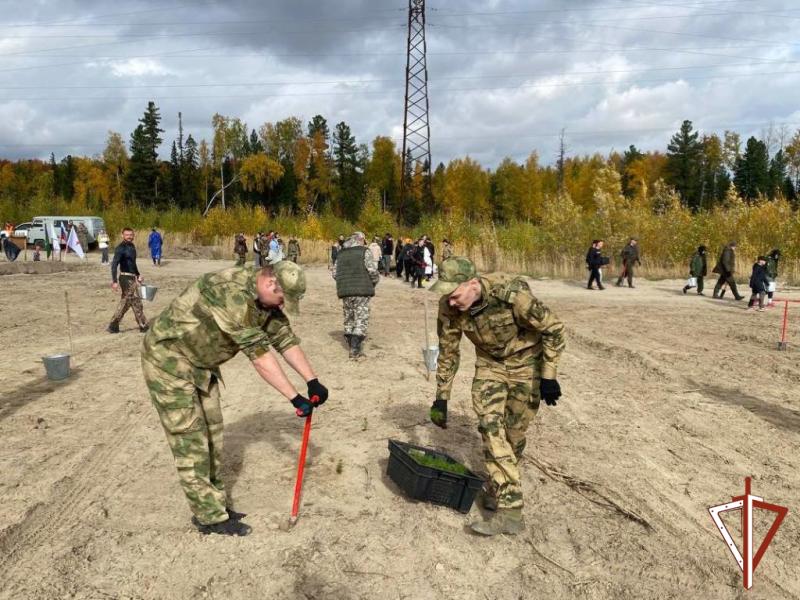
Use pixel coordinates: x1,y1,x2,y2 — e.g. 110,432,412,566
733,137,770,200
666,120,702,209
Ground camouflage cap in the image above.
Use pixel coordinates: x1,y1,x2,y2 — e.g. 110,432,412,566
273,260,306,314
429,257,478,295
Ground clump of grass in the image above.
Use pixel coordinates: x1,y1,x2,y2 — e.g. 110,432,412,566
335,459,343,474
408,448,469,476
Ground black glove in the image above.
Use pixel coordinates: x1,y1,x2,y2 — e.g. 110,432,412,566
539,379,562,406
290,394,314,417
307,378,328,406
430,398,448,428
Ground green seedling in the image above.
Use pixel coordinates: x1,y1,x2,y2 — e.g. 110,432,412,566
408,449,469,476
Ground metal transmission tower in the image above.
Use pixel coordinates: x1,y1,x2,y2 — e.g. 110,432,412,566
400,0,431,216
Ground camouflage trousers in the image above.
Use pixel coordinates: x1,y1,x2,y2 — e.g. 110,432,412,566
141,358,228,525
112,274,147,327
235,253,246,266
342,296,371,337
287,253,298,263
472,362,540,509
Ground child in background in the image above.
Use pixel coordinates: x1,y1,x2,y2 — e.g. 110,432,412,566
747,256,770,312
33,244,41,261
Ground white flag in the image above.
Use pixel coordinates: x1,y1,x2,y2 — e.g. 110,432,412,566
66,227,85,258
50,224,61,252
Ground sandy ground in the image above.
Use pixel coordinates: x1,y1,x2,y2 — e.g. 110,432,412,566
1,257,799,600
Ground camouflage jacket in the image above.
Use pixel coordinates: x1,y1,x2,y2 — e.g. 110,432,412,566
287,240,300,256
141,266,299,391
435,274,565,402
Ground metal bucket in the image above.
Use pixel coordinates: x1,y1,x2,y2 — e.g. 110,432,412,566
43,353,70,381
139,285,158,301
422,345,439,372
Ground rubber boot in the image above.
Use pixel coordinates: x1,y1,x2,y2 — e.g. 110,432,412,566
470,508,525,536
192,517,252,536
730,281,745,301
107,321,120,334
139,323,149,333
348,335,359,359
712,283,722,299
353,335,366,358
682,286,689,294
344,333,353,350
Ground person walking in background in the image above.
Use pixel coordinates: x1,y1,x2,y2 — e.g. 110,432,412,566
76,222,90,254
148,227,163,267
97,229,110,264
394,236,405,278
765,249,781,307
746,256,770,312
32,243,41,261
287,235,301,263
586,240,606,290
423,235,435,280
332,231,380,359
253,232,262,267
381,233,394,276
368,236,382,270
615,238,641,288
683,245,707,295
402,238,416,283
441,238,454,262
410,238,427,289
330,238,340,268
108,227,148,334
712,241,744,300
233,233,248,266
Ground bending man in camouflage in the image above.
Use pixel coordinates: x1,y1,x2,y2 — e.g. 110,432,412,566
332,231,380,359
429,257,565,536
141,261,328,536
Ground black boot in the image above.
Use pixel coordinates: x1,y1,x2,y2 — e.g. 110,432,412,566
139,323,149,333
353,335,365,358
682,286,689,294
107,321,120,334
226,508,247,521
344,333,353,349
192,517,252,536
730,282,744,301
348,335,359,359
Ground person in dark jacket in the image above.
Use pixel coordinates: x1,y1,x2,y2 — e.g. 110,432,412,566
108,227,148,334
683,245,708,294
233,233,247,266
410,238,427,288
615,238,641,288
394,236,405,278
765,248,780,307
747,257,770,311
586,240,606,290
402,239,416,283
381,233,394,276
712,241,744,300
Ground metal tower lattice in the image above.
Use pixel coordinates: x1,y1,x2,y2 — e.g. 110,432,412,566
400,0,431,209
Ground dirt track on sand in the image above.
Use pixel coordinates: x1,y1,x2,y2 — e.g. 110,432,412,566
1,258,799,599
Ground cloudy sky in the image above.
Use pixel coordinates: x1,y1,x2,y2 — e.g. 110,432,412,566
1,0,799,167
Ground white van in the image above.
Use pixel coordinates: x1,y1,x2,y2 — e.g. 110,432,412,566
15,216,105,249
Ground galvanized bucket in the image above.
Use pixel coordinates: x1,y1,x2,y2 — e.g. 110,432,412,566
43,353,70,381
139,285,158,301
422,345,439,372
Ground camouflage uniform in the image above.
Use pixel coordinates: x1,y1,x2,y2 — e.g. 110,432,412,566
112,275,147,327
434,264,565,510
287,239,301,263
76,223,89,254
332,233,380,339
141,266,301,525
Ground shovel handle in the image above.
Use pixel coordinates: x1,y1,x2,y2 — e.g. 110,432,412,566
290,410,313,520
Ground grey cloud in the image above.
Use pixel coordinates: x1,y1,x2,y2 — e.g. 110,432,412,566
1,0,799,168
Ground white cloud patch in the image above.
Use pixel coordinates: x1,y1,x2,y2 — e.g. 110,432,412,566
110,58,172,78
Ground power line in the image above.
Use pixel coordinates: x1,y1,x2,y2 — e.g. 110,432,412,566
2,67,799,101
1,60,798,89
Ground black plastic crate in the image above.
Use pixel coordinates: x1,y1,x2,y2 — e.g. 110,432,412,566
387,439,484,513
